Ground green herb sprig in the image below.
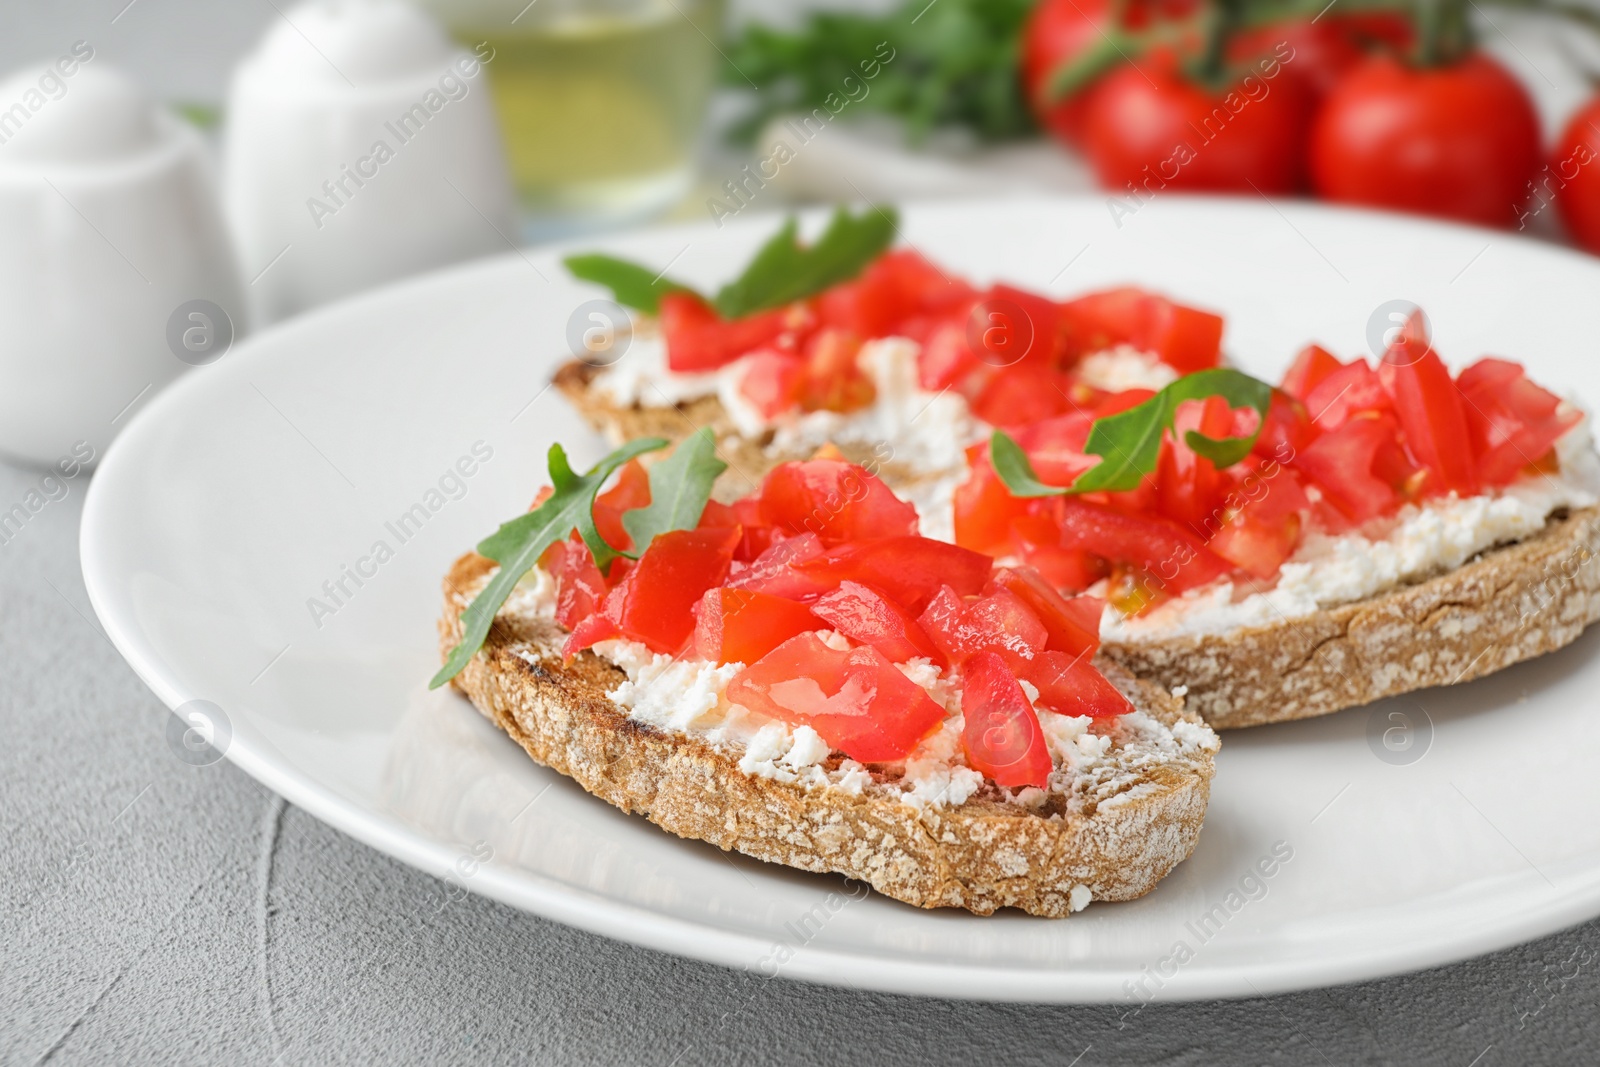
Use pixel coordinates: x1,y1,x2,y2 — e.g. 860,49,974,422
564,206,896,321
991,369,1274,497
432,429,724,688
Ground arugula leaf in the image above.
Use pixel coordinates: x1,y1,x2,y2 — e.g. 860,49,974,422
621,428,727,555
990,369,1274,498
562,254,699,314
712,206,898,319
430,436,669,689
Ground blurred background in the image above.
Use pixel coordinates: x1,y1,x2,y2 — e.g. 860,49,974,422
3,0,1600,465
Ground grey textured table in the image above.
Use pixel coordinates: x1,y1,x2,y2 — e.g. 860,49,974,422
6,2,1600,1062
6,462,1600,1067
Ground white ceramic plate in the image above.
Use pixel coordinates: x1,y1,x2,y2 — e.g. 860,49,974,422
82,197,1600,1003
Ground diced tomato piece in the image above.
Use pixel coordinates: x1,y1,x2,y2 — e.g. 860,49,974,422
1380,343,1479,498
833,249,976,339
917,585,1045,673
530,485,554,510
1055,498,1231,593
661,292,798,372
979,283,1063,367
1141,298,1224,372
971,365,1071,428
1014,411,1097,485
585,527,739,654
1059,287,1149,354
561,611,619,659
1024,651,1135,721
1303,360,1390,429
960,652,1052,788
798,536,993,614
953,447,1034,554
591,458,651,551
985,566,1102,658
545,536,608,630
726,633,946,762
1280,344,1343,401
1291,414,1405,524
693,588,820,665
759,459,919,546
1253,389,1314,461
738,349,805,419
1095,387,1158,418
1017,540,1109,593
797,328,875,414
1457,357,1580,486
811,580,942,665
1207,508,1303,579
918,318,981,392
1158,394,1234,529
724,531,833,600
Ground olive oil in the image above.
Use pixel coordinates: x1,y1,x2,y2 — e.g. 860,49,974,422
445,0,722,236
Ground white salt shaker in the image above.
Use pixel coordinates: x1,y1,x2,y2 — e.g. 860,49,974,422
0,56,246,468
224,0,515,324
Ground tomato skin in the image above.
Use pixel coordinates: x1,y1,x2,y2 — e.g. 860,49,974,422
738,350,804,419
960,652,1053,789
726,633,946,762
811,580,943,665
798,536,994,614
953,448,1034,554
1142,299,1225,373
1457,357,1580,485
591,459,652,552
986,566,1102,658
1024,650,1135,720
693,588,821,666
1310,53,1541,228
1082,57,1312,194
1379,343,1479,497
724,531,833,600
1552,98,1600,253
759,459,919,546
1020,0,1121,146
972,365,1071,429
1059,290,1223,371
545,536,608,630
573,527,740,656
1303,359,1390,429
1280,344,1343,401
1291,413,1405,524
1055,498,1231,593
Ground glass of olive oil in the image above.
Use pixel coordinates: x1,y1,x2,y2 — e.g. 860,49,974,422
422,0,724,239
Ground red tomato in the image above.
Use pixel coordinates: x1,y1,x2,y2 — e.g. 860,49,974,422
1206,500,1304,578
1157,394,1234,528
693,588,820,666
985,566,1102,658
1457,358,1579,485
1310,52,1541,228
726,633,945,762
545,536,607,630
971,365,1072,428
1253,389,1314,460
917,585,1047,673
797,329,875,414
953,447,1034,554
960,652,1053,789
1302,359,1390,429
1378,326,1479,497
1291,413,1406,524
1014,412,1097,486
1024,650,1136,720
1552,97,1600,253
1229,19,1369,102
1020,0,1123,146
725,532,834,600
797,536,993,614
1280,344,1343,401
1055,498,1231,593
591,459,651,552
759,459,919,546
1082,56,1313,195
738,349,804,419
661,293,804,372
569,527,739,656
1059,289,1223,371
811,580,943,665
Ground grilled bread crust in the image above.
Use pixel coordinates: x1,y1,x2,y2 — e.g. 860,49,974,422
440,552,1216,917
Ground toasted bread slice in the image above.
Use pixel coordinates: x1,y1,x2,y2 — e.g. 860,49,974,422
440,551,1218,917
554,360,1600,731
1102,505,1600,729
